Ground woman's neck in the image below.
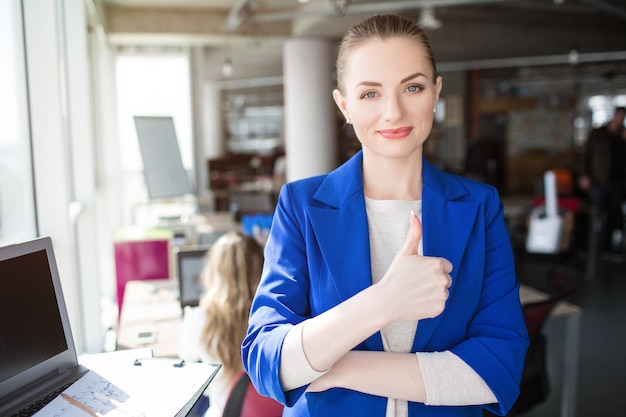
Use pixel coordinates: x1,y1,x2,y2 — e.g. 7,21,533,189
362,152,423,200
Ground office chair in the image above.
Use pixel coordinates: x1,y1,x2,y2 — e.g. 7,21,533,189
113,227,173,318
222,372,283,417
484,285,576,417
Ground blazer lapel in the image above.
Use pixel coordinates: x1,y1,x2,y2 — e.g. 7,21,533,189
305,154,480,352
413,160,479,350
308,152,384,350
308,152,373,302
308,201,372,300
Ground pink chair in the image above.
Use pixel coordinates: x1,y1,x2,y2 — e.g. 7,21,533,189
113,228,173,318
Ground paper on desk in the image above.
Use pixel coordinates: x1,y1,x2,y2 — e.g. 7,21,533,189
35,361,220,417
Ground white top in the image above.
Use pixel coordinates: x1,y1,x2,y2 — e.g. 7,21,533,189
178,307,232,417
280,198,496,416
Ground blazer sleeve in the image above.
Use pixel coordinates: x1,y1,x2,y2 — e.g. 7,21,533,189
241,182,314,407
448,185,529,415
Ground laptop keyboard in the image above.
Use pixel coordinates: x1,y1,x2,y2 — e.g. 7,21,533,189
10,380,74,417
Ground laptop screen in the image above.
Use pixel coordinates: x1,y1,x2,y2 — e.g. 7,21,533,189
0,237,79,400
0,249,67,382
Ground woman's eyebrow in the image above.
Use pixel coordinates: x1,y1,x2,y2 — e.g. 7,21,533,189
355,81,381,88
400,72,428,83
354,72,429,90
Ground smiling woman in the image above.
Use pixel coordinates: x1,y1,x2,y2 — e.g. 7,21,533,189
242,13,528,417
332,36,441,174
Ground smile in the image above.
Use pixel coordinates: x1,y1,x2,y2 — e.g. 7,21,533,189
378,127,413,139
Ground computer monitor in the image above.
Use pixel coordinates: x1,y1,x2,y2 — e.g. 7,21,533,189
174,246,211,310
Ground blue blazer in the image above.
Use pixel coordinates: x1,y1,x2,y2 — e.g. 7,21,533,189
242,151,528,417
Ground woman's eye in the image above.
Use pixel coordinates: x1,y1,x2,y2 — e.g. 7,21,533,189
361,91,377,99
406,84,423,93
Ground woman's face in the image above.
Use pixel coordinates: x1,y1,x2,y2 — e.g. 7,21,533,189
333,37,442,161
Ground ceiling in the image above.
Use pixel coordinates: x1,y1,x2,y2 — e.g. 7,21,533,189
101,0,626,86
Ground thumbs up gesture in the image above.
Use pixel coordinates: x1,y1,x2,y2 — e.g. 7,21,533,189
377,212,453,323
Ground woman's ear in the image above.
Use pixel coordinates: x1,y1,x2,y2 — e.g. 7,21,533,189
332,88,349,121
434,76,443,102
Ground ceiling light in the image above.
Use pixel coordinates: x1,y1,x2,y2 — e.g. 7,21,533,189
419,7,442,31
330,0,351,16
222,57,233,77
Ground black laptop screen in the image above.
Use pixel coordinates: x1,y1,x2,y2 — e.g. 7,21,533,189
0,250,67,383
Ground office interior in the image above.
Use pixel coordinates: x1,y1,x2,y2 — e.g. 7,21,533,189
1,0,626,416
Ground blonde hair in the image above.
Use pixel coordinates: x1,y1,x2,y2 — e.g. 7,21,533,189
336,13,437,93
199,231,264,380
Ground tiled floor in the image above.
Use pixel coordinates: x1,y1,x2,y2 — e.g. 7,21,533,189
515,247,626,417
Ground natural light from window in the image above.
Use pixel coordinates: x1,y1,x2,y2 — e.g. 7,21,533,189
115,51,193,224
0,1,37,245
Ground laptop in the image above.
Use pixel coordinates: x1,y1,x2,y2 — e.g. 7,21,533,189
0,237,90,416
174,245,211,311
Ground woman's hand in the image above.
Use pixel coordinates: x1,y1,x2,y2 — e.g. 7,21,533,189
377,212,453,322
297,215,451,376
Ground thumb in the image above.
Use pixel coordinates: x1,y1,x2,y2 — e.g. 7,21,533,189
400,211,422,255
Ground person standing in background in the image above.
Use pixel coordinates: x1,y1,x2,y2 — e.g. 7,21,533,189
579,106,626,254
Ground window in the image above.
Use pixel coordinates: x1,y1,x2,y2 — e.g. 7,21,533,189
115,51,194,224
587,94,626,128
0,1,37,245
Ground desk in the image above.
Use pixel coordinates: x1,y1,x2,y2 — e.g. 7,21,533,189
158,211,241,246
520,284,582,417
117,280,581,417
116,280,182,357
116,213,241,357
75,349,220,417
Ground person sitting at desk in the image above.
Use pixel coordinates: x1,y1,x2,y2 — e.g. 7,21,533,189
179,231,282,417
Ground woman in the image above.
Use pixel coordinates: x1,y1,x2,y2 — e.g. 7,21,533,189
242,14,528,417
179,231,281,417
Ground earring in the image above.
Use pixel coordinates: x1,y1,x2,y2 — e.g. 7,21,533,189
433,107,436,113
346,118,352,125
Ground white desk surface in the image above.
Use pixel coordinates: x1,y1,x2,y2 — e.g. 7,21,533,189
64,349,221,417
116,280,181,357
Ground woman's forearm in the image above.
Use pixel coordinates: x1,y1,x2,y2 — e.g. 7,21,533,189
300,214,450,374
300,284,390,372
308,350,427,402
307,350,497,406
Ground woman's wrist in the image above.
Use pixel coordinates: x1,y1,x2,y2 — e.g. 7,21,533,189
368,278,397,326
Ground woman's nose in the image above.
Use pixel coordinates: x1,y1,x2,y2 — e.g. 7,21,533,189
383,94,404,122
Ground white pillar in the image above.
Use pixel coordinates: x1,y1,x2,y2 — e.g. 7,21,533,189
202,81,224,160
283,37,337,182
195,81,224,210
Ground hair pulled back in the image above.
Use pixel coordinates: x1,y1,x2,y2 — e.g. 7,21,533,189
336,14,437,93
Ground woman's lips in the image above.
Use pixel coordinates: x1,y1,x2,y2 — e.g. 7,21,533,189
378,127,412,139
